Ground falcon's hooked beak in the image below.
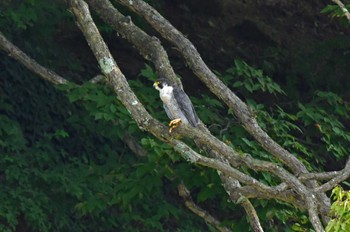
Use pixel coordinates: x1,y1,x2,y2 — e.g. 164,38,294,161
153,81,161,90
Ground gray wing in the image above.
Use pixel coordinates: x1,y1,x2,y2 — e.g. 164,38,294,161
173,86,199,127
163,103,175,120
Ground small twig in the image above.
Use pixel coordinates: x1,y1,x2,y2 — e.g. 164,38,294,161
89,74,105,83
219,120,231,138
178,183,231,232
332,0,350,22
123,132,147,157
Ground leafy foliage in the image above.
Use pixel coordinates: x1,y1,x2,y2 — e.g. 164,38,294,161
321,3,350,26
1,1,350,231
326,186,350,232
0,60,211,231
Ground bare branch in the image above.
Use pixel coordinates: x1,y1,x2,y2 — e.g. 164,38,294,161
178,183,232,232
235,185,305,209
193,130,264,231
299,158,350,182
219,177,264,232
89,74,105,83
85,0,182,88
332,0,350,22
170,139,275,193
0,32,68,85
179,127,308,194
0,32,110,86
68,0,167,140
237,195,264,232
313,158,350,193
175,127,326,230
306,194,325,232
299,171,342,181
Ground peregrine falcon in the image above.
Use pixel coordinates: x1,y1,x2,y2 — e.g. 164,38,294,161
153,79,199,132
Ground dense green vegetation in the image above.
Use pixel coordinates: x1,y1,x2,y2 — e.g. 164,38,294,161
1,0,350,231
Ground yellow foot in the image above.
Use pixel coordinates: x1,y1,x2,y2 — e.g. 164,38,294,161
169,118,182,133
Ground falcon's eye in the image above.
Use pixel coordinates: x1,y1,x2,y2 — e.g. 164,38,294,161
158,82,164,88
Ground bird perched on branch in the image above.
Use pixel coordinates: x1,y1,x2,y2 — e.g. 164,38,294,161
153,78,199,132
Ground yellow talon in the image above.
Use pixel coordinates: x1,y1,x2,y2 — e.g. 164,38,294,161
169,118,182,126
169,118,182,133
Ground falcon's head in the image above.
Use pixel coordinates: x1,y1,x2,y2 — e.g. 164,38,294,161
153,79,171,91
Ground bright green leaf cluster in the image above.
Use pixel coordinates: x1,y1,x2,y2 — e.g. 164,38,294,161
326,186,350,232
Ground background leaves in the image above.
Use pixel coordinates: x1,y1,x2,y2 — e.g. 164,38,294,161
1,0,350,231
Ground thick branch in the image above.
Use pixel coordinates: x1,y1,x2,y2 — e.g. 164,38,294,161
68,0,168,141
306,194,325,232
175,127,325,231
178,127,308,195
235,185,305,209
171,139,276,193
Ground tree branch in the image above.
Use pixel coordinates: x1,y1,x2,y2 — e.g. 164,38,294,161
299,158,350,182
332,0,350,22
0,32,68,85
235,185,305,209
178,183,232,232
68,0,168,142
236,195,264,232
171,139,275,193
219,176,264,232
313,158,350,192
85,0,183,88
